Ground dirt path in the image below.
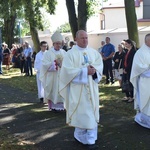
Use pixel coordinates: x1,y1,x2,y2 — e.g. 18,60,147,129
0,83,149,150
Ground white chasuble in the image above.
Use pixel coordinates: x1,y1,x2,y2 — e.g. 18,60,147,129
59,45,103,129
130,44,150,116
34,51,45,99
40,47,66,104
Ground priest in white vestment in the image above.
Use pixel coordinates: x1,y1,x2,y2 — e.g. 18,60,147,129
130,33,150,129
40,31,66,111
59,30,103,149
34,41,48,103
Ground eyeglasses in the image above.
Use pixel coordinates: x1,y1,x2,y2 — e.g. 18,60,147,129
42,45,47,47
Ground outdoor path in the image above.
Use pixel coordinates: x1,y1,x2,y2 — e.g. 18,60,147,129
0,83,150,150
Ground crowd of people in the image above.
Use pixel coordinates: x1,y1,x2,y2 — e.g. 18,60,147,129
33,30,103,149
99,37,136,103
34,30,150,149
1,30,150,149
98,34,150,130
0,42,36,76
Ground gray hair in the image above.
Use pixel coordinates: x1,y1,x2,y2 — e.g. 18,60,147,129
76,30,86,38
145,33,150,42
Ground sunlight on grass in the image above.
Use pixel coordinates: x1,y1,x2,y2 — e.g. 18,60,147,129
17,140,35,146
31,108,47,112
0,69,138,149
0,128,36,150
0,67,37,92
0,115,16,125
1,103,34,109
36,132,59,142
99,104,104,108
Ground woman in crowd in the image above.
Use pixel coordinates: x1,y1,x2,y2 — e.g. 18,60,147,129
2,43,11,70
10,44,18,68
122,39,136,103
113,44,126,88
18,44,26,74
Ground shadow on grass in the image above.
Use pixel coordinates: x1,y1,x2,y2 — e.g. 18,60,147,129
0,77,150,150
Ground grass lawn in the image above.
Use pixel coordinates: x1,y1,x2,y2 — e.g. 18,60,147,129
0,67,37,149
0,67,136,150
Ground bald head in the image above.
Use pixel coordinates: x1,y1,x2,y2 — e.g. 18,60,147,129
76,30,88,48
145,33,150,47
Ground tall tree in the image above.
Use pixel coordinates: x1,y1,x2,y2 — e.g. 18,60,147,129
0,0,57,51
66,0,78,39
0,0,22,48
22,0,41,52
78,0,87,30
66,0,99,40
22,0,57,52
124,0,139,48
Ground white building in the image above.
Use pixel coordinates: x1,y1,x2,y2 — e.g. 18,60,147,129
23,0,150,51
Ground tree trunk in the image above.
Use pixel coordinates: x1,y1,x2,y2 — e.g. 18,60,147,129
124,0,139,48
78,0,87,31
66,0,78,40
29,24,40,53
24,0,40,52
4,15,16,48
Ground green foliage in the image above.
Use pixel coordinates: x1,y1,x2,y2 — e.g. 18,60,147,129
40,8,52,30
0,0,22,18
86,0,100,19
21,0,57,31
58,23,71,33
0,0,57,34
46,0,57,14
0,0,22,41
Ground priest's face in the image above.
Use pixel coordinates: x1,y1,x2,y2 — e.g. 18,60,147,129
76,31,88,48
145,36,150,47
53,41,62,50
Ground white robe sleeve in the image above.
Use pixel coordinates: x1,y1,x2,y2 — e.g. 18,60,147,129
141,69,150,77
72,67,88,84
34,54,40,72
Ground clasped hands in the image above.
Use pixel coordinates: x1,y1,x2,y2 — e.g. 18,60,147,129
88,65,96,75
55,59,62,68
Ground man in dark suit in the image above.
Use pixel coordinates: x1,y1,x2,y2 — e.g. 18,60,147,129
101,37,115,84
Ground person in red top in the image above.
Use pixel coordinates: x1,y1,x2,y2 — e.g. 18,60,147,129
122,39,136,103
2,43,11,70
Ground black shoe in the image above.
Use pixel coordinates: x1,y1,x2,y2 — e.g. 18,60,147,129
126,98,134,103
40,98,43,103
87,144,99,150
74,138,87,146
111,81,115,85
105,81,110,84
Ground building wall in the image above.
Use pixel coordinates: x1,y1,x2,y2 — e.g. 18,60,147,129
143,0,150,19
22,1,148,52
100,2,143,29
22,29,149,52
22,35,53,52
138,22,150,26
103,8,127,29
